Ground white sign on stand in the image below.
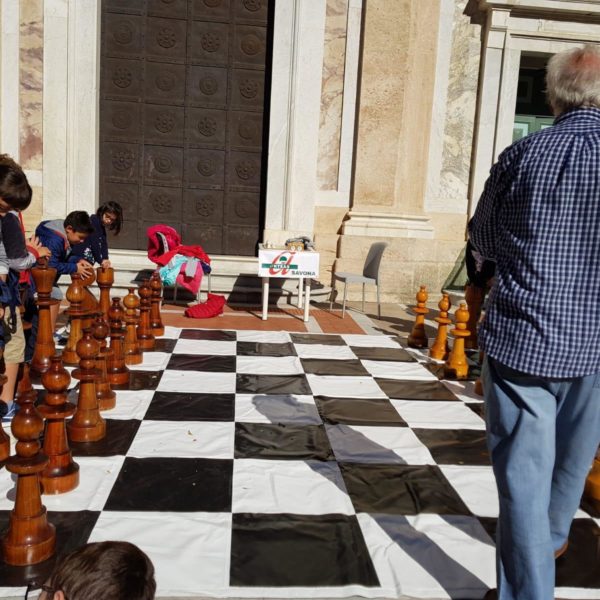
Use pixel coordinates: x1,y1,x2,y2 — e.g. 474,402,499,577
257,248,320,322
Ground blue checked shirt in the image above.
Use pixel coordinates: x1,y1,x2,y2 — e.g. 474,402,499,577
469,107,600,377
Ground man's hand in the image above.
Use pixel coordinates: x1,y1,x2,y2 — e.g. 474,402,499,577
101,259,111,269
38,245,51,259
76,260,94,277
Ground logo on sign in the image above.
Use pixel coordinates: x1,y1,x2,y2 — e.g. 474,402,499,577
261,252,298,276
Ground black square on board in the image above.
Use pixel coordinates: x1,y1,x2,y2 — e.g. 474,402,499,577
114,370,163,391
230,513,380,587
301,359,370,377
236,341,297,357
555,519,600,588
315,396,407,426
180,329,236,341
104,456,232,512
413,429,490,466
167,353,236,372
235,422,334,461
152,338,177,353
70,419,141,457
145,391,235,421
350,346,416,362
375,379,458,401
236,374,311,395
340,463,471,515
290,333,346,345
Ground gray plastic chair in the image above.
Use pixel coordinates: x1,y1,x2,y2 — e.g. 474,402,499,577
329,242,388,319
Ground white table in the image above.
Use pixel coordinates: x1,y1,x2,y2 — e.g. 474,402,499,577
258,248,320,322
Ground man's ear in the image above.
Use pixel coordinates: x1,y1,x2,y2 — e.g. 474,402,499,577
64,225,73,234
54,591,65,600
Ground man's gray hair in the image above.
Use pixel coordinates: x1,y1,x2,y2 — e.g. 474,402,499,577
546,44,600,114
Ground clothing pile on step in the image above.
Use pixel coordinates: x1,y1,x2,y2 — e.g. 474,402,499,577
147,225,225,318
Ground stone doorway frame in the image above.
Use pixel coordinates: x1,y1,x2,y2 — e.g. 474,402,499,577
41,0,327,254
470,0,600,215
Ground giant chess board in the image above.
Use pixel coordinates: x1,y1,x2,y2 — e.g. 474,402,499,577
0,328,598,598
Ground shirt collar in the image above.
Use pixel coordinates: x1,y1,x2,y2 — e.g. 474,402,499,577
554,106,600,125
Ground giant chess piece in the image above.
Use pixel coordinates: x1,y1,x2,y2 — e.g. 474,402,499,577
106,297,130,388
444,302,470,379
79,270,99,332
584,453,600,512
1,364,55,565
123,288,143,366
67,328,106,442
464,284,484,350
407,285,429,349
96,266,114,322
429,293,451,360
62,274,87,366
93,315,116,410
30,258,58,376
39,356,79,494
0,358,9,461
137,280,155,351
149,271,165,337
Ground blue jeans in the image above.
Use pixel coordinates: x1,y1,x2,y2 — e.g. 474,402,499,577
482,356,600,600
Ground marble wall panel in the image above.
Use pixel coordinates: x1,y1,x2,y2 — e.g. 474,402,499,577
317,0,349,191
437,0,481,208
19,0,44,170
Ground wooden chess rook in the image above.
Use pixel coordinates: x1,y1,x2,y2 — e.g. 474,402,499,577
444,302,470,379
149,271,164,336
1,364,55,565
67,328,106,443
30,258,58,375
430,293,451,360
407,285,429,348
38,356,79,494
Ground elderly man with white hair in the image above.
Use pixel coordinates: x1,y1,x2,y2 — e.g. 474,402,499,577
469,44,600,600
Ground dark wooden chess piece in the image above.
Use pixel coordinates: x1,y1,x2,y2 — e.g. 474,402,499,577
0,356,9,461
93,315,116,410
1,364,55,565
30,258,58,376
80,270,99,331
464,283,483,350
584,454,600,512
430,293,451,360
106,297,130,388
137,280,155,351
407,285,429,348
149,271,165,337
123,288,142,366
444,302,470,379
67,328,106,442
96,266,114,322
62,274,87,366
39,356,79,494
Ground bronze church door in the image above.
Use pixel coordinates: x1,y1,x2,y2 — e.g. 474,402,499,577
99,0,271,255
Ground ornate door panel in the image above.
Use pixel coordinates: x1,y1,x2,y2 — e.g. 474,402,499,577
100,0,272,255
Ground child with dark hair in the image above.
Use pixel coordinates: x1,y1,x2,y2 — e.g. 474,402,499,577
70,201,123,269
0,154,50,420
38,541,156,600
35,210,95,332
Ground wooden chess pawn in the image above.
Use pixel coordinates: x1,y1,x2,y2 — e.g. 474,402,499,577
30,258,58,375
430,293,451,360
444,302,470,379
465,283,484,350
38,356,79,494
62,274,87,366
149,271,164,337
96,266,114,322
407,285,429,348
137,280,155,351
67,328,106,443
93,315,116,410
1,363,55,565
123,288,143,366
106,297,130,388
